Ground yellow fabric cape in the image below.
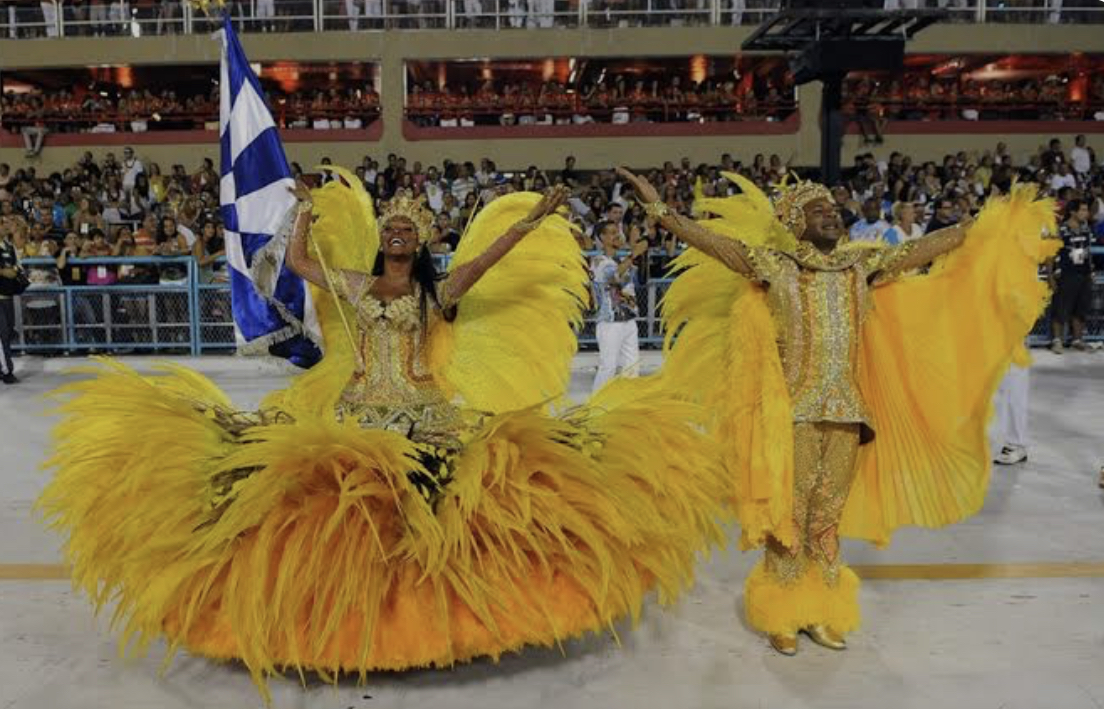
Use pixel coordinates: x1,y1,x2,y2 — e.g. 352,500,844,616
661,176,1058,549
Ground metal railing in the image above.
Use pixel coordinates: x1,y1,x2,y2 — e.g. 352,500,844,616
14,256,201,354
10,250,1104,356
1,0,1100,39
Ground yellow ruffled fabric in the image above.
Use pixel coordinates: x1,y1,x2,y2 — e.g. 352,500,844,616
38,362,729,700
842,185,1059,545
662,180,1057,550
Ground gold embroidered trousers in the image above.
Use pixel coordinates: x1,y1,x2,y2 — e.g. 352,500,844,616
745,422,862,635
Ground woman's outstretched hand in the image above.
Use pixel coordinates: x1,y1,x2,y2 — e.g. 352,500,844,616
615,166,661,205
522,185,570,227
287,179,312,203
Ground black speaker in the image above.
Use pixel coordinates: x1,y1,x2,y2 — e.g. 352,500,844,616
789,38,905,84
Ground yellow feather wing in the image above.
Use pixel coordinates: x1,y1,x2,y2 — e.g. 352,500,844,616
660,180,798,549
263,166,377,417
428,193,589,413
843,185,1059,545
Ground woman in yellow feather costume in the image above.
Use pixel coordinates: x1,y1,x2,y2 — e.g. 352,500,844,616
37,170,730,697
617,167,1058,657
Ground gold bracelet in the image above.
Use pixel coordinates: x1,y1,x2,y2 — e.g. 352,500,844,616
643,200,671,220
296,200,314,216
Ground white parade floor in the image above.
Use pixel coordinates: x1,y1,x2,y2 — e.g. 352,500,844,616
1,351,1102,709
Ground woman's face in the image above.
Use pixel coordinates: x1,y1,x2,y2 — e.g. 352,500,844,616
79,198,90,212
380,216,420,258
203,223,216,239
162,218,177,235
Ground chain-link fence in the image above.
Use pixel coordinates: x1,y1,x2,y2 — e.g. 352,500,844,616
11,257,201,354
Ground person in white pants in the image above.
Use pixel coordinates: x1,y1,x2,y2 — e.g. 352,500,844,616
344,0,361,29
40,1,59,36
590,221,646,393
255,0,275,29
992,363,1030,465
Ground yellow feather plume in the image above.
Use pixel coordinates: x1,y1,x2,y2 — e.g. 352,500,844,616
429,192,590,412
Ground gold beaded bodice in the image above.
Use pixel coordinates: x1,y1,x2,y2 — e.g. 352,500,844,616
745,243,903,435
335,274,461,445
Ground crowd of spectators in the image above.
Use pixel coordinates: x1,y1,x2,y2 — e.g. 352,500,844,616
4,0,1104,41
406,74,796,127
1,136,1103,295
11,66,1103,149
845,72,1104,143
1,86,381,149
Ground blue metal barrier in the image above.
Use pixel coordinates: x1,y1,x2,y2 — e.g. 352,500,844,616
11,251,1104,356
14,256,199,355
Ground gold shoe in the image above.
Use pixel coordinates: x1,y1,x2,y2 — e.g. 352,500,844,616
803,625,847,651
769,632,798,656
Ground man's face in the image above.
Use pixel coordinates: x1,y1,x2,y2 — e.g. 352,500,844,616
936,201,955,221
1076,204,1090,223
800,198,843,245
608,205,624,223
123,148,134,161
862,200,881,223
600,224,623,249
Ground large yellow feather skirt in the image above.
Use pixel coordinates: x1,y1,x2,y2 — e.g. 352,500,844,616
37,363,730,697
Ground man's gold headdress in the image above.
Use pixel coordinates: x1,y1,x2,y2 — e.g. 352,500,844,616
379,194,435,244
773,178,834,237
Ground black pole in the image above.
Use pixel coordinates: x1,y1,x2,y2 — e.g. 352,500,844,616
820,72,845,186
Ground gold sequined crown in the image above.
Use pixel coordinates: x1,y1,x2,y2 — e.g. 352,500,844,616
379,194,436,244
773,178,834,236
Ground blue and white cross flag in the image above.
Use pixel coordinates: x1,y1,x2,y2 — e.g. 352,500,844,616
218,15,321,367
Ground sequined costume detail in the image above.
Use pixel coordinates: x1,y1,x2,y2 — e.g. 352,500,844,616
334,274,462,447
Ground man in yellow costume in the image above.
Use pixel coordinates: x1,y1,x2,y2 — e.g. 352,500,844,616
617,167,1058,656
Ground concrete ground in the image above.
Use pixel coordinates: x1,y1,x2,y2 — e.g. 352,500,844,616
1,351,1102,709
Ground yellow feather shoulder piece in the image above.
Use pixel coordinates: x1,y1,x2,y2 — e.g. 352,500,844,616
262,167,377,417
659,179,798,549
428,192,589,413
